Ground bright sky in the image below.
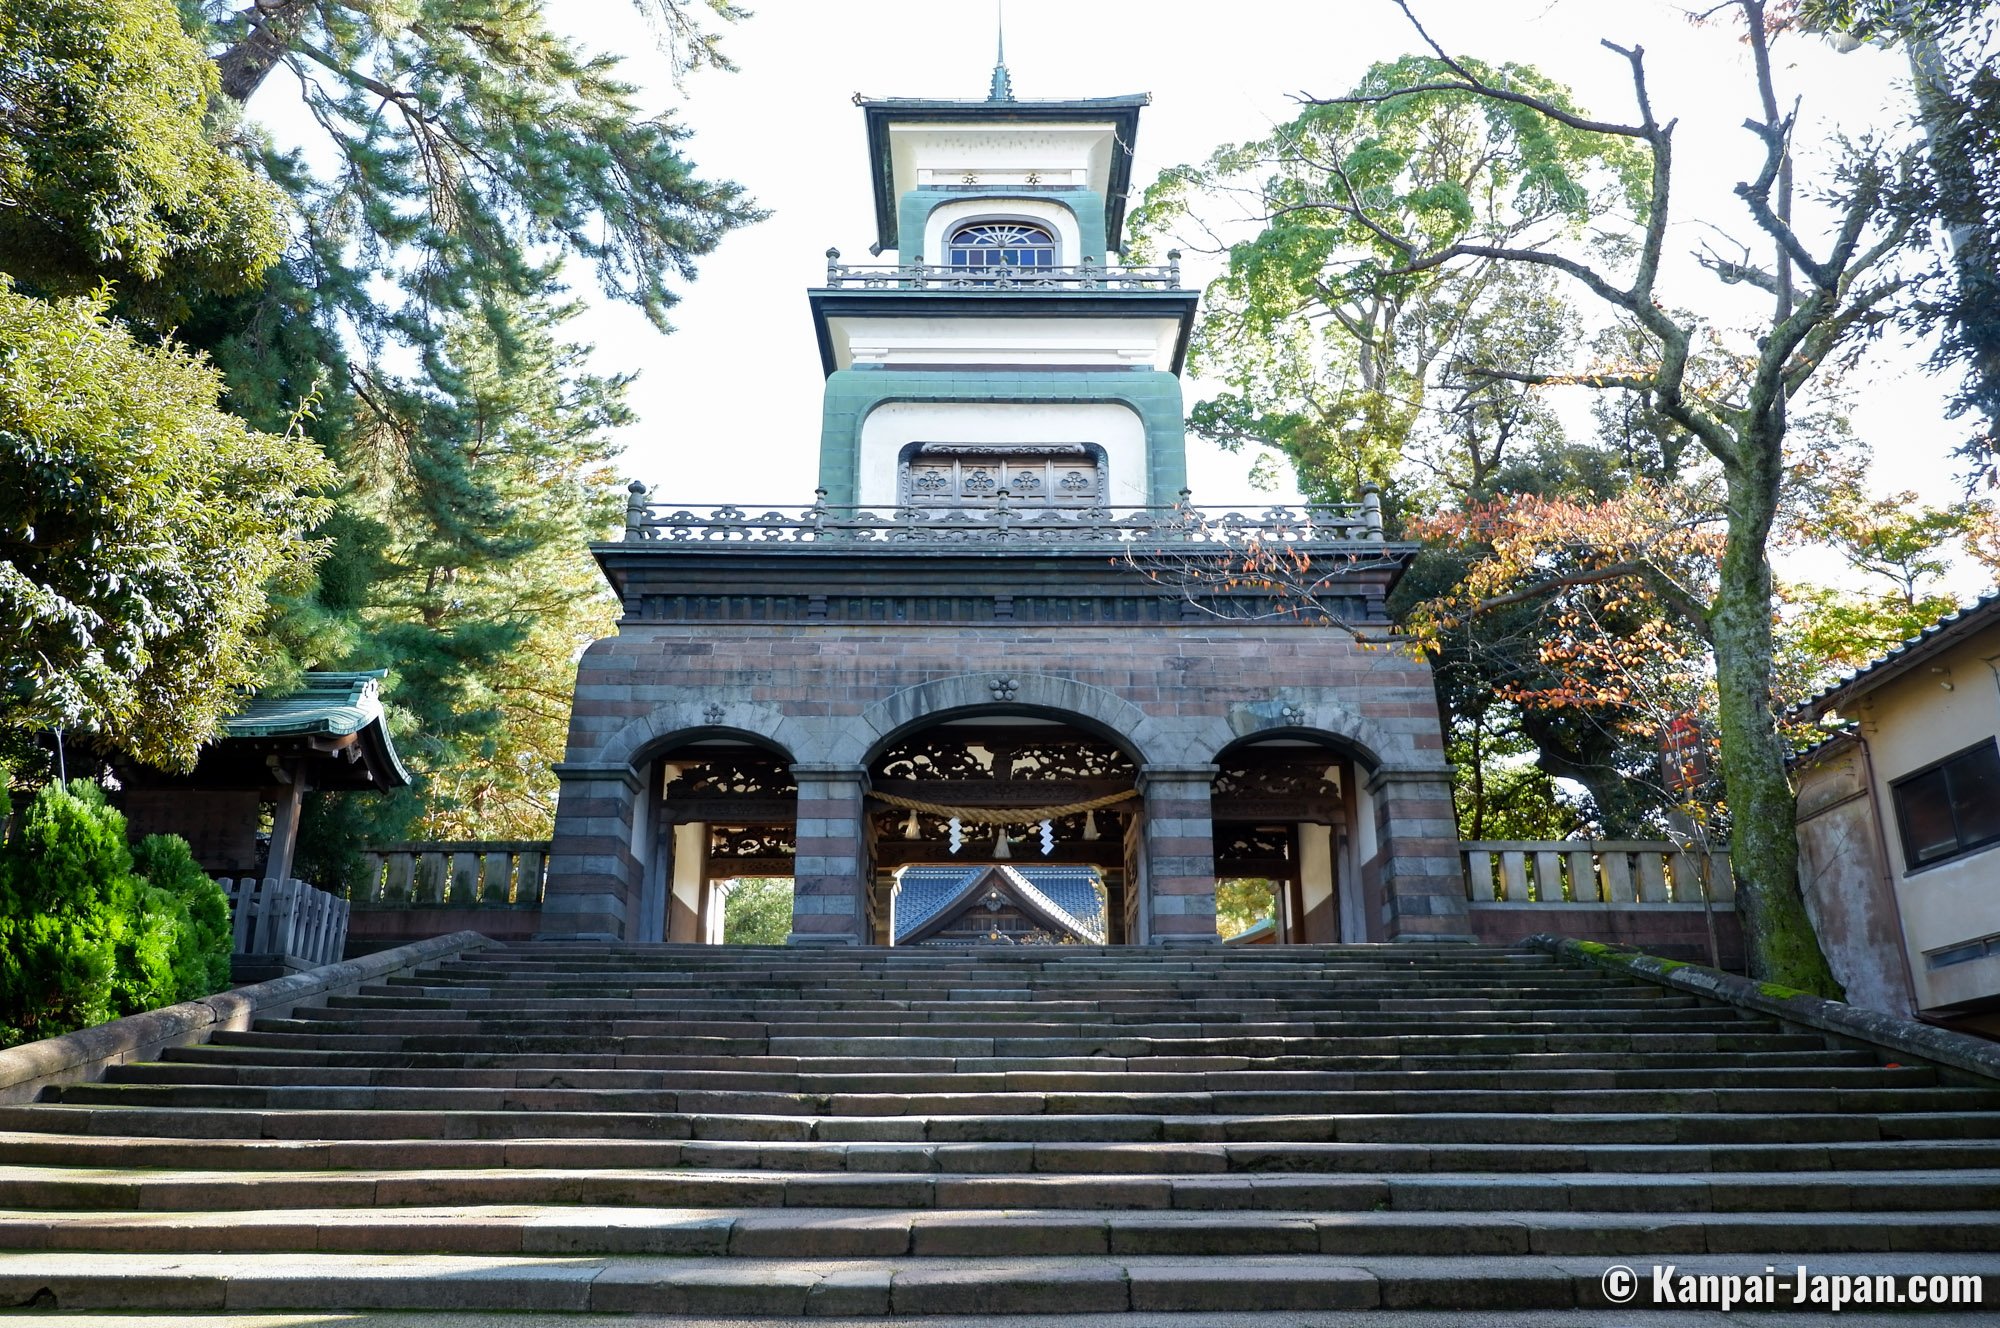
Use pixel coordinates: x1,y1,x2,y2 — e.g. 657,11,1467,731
252,0,1965,521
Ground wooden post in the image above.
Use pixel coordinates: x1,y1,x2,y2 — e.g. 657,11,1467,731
265,778,305,888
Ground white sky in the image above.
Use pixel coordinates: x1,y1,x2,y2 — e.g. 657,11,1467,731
250,0,1967,523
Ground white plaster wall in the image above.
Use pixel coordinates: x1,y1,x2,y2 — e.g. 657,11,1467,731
828,315,1179,372
888,123,1116,219
1298,822,1334,938
920,197,1083,267
857,401,1146,507
1846,625,2000,1009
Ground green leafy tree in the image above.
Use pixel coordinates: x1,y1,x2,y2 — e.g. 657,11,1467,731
722,877,793,946
1214,878,1275,939
1311,2,1921,991
1798,0,1999,473
1131,55,1645,505
0,281,332,770
0,0,284,327
344,296,629,840
169,0,765,841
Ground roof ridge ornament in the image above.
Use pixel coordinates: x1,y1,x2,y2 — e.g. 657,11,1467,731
988,0,1014,102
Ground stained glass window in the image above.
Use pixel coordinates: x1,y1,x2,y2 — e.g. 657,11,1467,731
947,221,1057,268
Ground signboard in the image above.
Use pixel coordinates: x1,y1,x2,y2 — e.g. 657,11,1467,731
1660,714,1707,795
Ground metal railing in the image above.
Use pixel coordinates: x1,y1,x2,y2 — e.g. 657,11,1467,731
619,489,1387,547
1461,840,1735,905
823,248,1181,290
350,841,550,908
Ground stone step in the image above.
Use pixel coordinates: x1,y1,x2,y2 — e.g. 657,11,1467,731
320,998,1704,1019
4,1249,1995,1315
43,1080,2000,1117
95,1063,1935,1095
7,1204,2000,1258
9,1104,1996,1144
157,1044,1881,1072
262,1011,1761,1037
6,1132,1998,1176
207,1028,1824,1057
7,1165,1997,1213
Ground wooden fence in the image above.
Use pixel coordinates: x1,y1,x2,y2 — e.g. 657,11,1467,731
349,841,549,908
1461,840,1734,905
217,877,350,966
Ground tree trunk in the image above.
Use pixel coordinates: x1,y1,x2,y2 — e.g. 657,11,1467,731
216,1,314,105
1708,448,1841,995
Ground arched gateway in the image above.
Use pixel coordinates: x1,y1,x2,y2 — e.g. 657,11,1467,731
540,77,1469,947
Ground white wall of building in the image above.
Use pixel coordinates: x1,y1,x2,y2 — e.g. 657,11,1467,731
857,400,1147,506
827,314,1180,373
1841,627,2000,1011
920,196,1083,266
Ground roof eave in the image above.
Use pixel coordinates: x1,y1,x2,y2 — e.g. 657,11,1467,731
806,286,1201,377
859,96,1150,253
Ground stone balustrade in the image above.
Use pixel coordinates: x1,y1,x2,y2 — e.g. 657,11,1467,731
1461,840,1735,905
351,841,549,909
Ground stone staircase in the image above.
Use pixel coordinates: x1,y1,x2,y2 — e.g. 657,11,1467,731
3,942,1998,1317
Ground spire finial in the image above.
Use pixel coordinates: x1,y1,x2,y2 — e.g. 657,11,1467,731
988,1,1014,102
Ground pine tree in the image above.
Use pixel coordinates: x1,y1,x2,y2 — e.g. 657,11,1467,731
167,1,764,846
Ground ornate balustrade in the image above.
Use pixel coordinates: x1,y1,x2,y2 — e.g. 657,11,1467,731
350,841,550,909
1461,840,1734,906
823,249,1181,290
619,491,1388,547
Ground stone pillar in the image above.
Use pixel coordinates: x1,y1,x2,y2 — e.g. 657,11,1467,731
788,764,870,945
1368,768,1474,943
1137,765,1221,945
542,763,645,940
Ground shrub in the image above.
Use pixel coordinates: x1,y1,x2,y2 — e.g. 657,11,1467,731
0,779,231,1047
131,833,232,999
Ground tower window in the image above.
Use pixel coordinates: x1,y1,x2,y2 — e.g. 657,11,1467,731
901,444,1104,508
947,221,1057,269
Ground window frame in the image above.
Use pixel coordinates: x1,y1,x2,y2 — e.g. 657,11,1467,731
945,219,1059,270
897,442,1107,509
1889,736,2000,871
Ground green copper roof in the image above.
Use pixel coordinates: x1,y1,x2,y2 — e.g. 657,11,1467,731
223,671,390,740
219,670,412,789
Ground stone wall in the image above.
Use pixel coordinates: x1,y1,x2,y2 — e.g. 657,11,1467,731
546,611,1461,946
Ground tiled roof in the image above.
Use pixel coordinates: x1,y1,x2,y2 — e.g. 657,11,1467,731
224,671,389,739
892,865,1107,944
1795,593,2000,719
220,671,412,788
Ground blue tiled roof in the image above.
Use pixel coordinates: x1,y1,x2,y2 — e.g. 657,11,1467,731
893,865,1107,944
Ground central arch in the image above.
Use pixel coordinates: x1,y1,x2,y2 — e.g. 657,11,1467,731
831,673,1170,769
860,708,1141,944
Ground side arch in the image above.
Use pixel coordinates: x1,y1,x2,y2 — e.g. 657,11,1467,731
1194,695,1443,774
592,699,819,772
